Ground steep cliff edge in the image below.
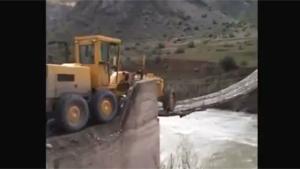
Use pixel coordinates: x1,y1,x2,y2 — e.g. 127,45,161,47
46,80,160,169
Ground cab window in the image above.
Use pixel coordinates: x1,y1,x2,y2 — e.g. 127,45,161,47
101,42,118,63
79,44,94,64
101,42,109,62
101,42,119,75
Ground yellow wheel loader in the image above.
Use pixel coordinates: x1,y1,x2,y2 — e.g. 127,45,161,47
46,35,176,132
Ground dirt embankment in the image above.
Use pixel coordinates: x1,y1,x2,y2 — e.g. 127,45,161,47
46,80,160,169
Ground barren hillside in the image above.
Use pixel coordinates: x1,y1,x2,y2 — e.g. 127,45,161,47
47,0,257,43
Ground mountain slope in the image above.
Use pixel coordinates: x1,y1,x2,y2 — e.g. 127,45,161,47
47,0,257,43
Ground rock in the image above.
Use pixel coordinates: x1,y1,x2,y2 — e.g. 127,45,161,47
86,133,92,138
46,143,53,149
95,136,101,143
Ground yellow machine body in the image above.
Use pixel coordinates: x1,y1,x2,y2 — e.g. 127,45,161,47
46,34,165,113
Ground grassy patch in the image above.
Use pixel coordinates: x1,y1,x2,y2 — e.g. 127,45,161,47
216,48,229,52
166,38,257,67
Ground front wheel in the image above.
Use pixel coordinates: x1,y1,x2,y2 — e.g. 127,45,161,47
90,90,118,123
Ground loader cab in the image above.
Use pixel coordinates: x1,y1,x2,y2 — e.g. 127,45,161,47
74,35,121,90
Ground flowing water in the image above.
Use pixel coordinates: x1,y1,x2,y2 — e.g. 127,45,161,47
159,109,257,169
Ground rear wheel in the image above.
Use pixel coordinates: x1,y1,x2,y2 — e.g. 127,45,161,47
90,90,118,123
54,94,90,132
162,88,176,112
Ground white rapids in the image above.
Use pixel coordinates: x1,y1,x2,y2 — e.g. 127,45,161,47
159,109,257,169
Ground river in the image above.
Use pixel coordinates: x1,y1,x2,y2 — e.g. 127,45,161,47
159,109,257,169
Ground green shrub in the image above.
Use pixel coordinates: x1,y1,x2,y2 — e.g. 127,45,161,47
245,32,251,37
219,56,238,72
175,47,185,54
184,15,191,20
151,49,161,55
158,43,165,49
240,60,248,67
203,40,209,44
187,41,195,48
244,40,253,46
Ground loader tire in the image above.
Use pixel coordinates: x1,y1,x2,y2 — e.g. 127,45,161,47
162,88,176,112
54,94,90,133
90,90,118,123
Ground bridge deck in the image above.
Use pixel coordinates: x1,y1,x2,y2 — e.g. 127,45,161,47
159,69,258,116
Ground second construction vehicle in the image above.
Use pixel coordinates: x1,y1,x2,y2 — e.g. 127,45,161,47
46,34,176,132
